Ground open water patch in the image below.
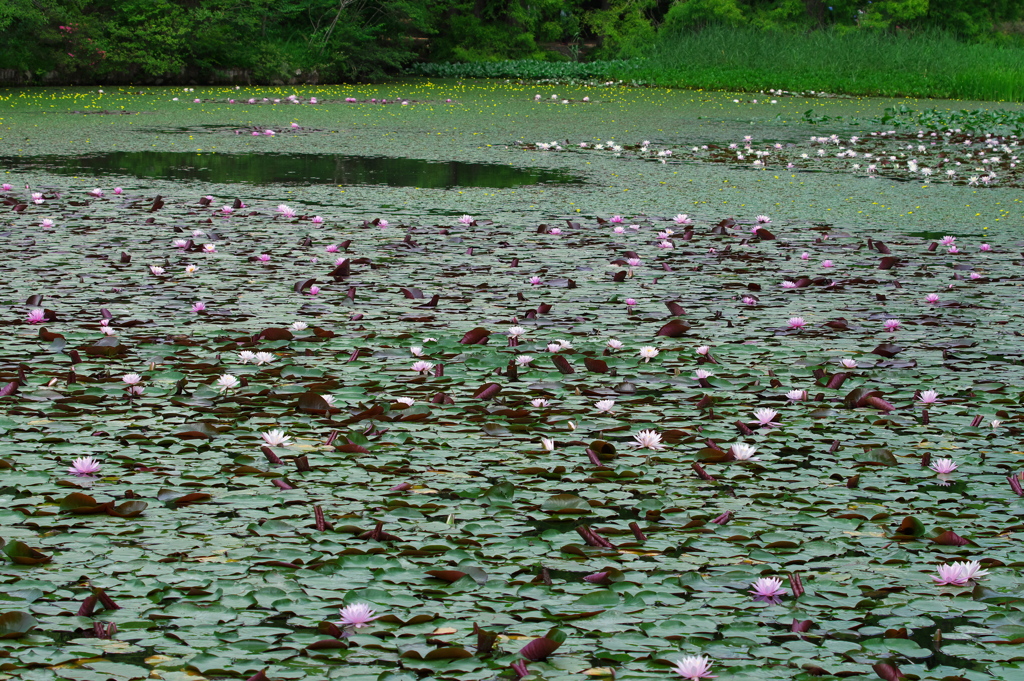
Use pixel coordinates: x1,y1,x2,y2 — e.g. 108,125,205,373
0,151,583,188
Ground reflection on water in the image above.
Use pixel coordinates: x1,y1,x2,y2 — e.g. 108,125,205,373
2,151,582,188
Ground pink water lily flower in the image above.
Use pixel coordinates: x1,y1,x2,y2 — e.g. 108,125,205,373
931,562,986,586
787,317,806,330
672,655,715,680
26,308,46,324
337,603,380,629
750,576,786,604
753,408,780,427
932,564,964,586
883,319,901,332
411,361,434,374
929,458,958,474
68,456,102,476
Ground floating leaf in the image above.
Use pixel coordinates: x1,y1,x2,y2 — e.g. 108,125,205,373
541,494,591,513
2,541,51,566
656,319,691,337
173,422,220,439
459,327,491,344
0,612,37,639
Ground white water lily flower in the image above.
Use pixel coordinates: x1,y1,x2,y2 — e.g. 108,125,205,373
639,346,659,362
261,429,291,447
632,429,665,451
216,374,240,392
254,352,275,365
730,443,760,461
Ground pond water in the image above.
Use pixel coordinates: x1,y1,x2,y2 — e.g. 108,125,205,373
0,151,583,188
0,82,1021,681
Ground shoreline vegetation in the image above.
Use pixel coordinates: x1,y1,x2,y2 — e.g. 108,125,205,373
413,28,1024,103
2,0,1024,102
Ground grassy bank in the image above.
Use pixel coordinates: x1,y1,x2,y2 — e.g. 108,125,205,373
411,27,1024,102
633,27,1024,101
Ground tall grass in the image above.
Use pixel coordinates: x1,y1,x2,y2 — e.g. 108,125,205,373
625,26,1024,101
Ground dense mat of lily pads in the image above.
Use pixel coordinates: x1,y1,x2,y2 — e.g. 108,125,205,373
515,126,1021,189
1,177,1023,681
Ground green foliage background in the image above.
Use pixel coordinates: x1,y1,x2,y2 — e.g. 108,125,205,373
1,0,1023,83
